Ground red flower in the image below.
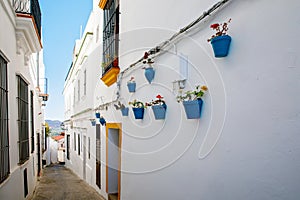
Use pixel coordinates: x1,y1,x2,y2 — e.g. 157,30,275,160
210,23,219,29
156,94,163,99
113,58,118,67
144,52,149,59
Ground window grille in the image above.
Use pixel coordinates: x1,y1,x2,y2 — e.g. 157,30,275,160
0,54,10,183
17,75,29,164
30,91,34,153
78,134,80,155
102,0,119,75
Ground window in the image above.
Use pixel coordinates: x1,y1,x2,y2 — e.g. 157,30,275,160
74,132,76,151
96,25,100,43
30,91,34,153
83,69,87,96
73,87,75,106
0,54,10,183
77,80,80,101
102,0,119,75
78,134,80,155
67,135,70,160
88,137,90,159
17,75,29,164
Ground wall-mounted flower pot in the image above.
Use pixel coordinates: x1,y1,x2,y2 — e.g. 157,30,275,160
100,118,106,125
127,82,136,93
121,107,129,116
182,98,203,119
91,121,96,126
132,108,144,119
211,35,231,57
95,113,100,118
144,67,155,84
152,104,167,120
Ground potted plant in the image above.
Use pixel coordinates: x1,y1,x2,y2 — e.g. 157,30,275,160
90,119,96,126
127,77,136,93
177,85,208,119
207,19,232,57
142,52,155,84
114,102,129,116
146,94,167,120
99,116,106,126
129,99,146,119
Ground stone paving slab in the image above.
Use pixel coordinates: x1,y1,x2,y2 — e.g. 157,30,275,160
30,164,105,200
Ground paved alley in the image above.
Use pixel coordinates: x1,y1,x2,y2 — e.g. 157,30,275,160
30,164,105,200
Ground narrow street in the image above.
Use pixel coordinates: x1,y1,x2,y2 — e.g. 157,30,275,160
30,164,105,200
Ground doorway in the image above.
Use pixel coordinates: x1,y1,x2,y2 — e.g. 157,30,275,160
96,124,101,188
83,135,86,180
37,133,41,176
106,123,122,200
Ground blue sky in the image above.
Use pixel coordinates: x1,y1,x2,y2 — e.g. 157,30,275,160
40,0,93,121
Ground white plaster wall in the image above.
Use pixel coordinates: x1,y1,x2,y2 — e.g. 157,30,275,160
0,0,46,199
63,5,108,197
115,0,300,200
65,0,300,200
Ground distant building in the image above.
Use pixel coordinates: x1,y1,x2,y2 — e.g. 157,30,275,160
0,0,48,199
53,135,65,163
64,0,300,200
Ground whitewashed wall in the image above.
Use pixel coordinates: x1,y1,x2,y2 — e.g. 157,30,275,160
95,0,300,200
63,2,108,198
0,0,46,199
64,0,300,200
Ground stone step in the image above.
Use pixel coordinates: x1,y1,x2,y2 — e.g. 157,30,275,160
108,193,118,200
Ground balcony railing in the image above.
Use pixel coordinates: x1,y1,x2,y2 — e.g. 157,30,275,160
14,0,41,38
39,77,49,101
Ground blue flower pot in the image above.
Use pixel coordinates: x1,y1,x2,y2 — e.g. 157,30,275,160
144,67,155,84
182,99,203,119
152,104,167,120
127,82,136,93
95,113,100,118
211,35,231,57
91,121,96,126
100,118,106,125
121,107,129,116
132,107,144,119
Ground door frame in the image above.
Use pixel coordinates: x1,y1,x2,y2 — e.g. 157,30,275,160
106,123,122,200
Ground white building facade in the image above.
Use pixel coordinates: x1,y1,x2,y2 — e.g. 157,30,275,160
64,0,300,200
0,0,48,199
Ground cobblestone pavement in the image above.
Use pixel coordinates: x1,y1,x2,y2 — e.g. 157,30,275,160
30,164,105,200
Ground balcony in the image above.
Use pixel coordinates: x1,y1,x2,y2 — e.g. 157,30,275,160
39,78,49,101
14,0,42,54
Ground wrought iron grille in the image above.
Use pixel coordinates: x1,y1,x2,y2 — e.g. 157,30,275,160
0,55,10,183
30,91,34,153
102,0,119,75
14,0,42,38
17,75,29,164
